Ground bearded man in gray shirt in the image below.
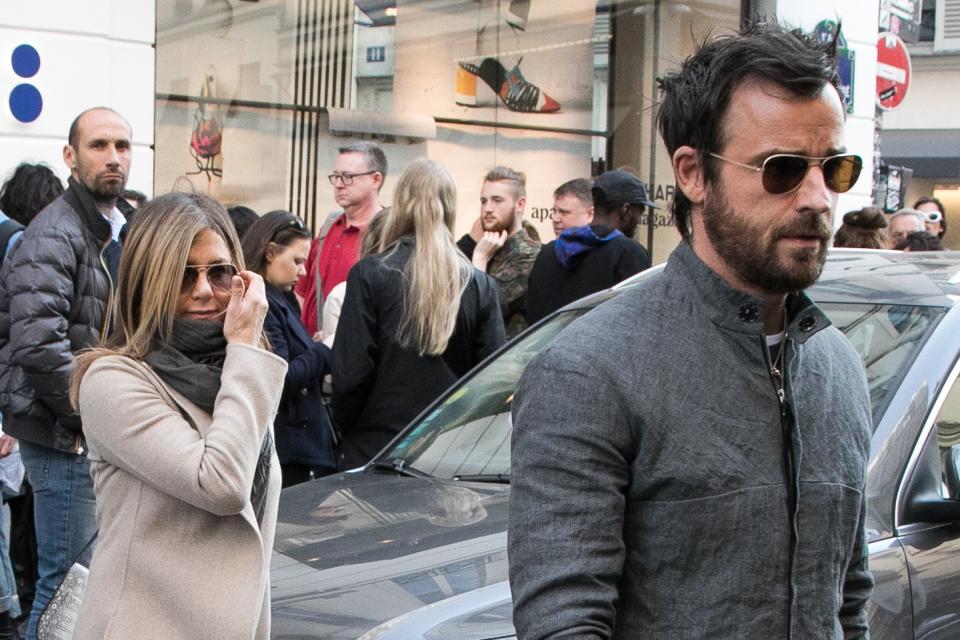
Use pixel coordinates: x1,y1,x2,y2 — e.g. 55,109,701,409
509,21,872,640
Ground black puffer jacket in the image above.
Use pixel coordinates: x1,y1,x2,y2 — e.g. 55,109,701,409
0,178,125,453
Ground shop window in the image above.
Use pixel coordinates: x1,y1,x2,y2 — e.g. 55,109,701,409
154,0,741,260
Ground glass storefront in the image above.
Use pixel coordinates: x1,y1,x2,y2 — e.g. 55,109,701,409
155,0,743,264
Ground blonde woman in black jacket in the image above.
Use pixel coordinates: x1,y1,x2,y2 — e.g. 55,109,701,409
332,159,506,469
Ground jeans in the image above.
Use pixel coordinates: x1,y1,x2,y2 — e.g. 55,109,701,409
0,503,20,620
18,441,96,640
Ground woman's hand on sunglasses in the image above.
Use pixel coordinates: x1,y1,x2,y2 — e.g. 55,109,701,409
224,270,268,346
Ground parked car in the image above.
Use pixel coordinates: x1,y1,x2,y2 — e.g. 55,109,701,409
271,249,960,639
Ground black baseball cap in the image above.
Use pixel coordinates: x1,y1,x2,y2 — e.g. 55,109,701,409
592,170,658,209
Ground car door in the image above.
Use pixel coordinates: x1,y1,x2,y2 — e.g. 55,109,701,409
896,360,960,639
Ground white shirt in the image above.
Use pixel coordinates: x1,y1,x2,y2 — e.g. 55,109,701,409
102,206,125,242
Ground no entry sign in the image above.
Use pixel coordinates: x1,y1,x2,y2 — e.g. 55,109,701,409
876,33,912,110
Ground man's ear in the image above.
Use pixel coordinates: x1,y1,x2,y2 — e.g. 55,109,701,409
673,145,706,206
586,205,595,224
63,144,76,171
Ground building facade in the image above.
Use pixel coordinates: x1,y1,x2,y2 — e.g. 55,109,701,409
1,0,881,263
881,0,960,248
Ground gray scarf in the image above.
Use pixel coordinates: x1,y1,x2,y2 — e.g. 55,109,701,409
146,319,272,526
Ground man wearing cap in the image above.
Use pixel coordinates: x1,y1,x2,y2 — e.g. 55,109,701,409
525,174,651,325
510,22,872,639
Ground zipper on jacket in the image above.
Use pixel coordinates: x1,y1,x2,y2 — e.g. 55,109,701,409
762,332,799,639
98,243,115,345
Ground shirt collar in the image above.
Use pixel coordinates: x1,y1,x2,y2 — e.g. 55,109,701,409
666,240,830,344
102,206,125,242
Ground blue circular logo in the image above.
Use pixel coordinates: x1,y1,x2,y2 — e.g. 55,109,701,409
10,84,42,123
11,44,40,78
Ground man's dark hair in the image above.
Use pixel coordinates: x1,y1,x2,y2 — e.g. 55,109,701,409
554,178,593,209
656,21,841,239
895,230,943,252
338,141,388,181
0,163,64,226
68,106,130,148
227,205,259,240
914,196,947,237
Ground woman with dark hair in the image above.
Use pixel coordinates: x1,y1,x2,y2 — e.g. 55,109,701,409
0,163,64,226
332,159,506,468
242,210,337,484
833,207,890,249
914,196,947,242
69,192,286,639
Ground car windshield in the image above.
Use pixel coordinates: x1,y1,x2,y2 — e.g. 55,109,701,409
384,302,943,480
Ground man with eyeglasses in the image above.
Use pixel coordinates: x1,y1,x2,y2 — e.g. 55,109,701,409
294,141,386,336
0,107,135,639
510,22,873,639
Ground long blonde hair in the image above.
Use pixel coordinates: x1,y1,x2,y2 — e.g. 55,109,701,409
378,159,472,356
70,192,256,407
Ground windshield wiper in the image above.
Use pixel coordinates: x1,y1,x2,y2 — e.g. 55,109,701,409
453,473,510,484
369,458,433,478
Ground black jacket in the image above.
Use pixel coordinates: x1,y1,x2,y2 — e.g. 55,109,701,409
332,237,507,468
525,229,650,325
263,285,337,472
0,179,128,453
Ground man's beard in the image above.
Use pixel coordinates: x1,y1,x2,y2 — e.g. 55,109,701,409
701,183,831,294
78,163,126,204
483,211,516,234
90,175,125,200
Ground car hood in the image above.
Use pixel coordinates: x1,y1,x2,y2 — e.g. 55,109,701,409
270,470,514,639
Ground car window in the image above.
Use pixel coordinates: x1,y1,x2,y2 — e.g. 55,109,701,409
386,302,941,479
388,310,589,478
819,303,943,419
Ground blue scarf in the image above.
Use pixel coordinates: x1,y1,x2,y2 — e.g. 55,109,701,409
554,225,623,269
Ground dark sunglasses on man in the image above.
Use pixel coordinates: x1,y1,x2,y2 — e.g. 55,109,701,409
708,152,863,195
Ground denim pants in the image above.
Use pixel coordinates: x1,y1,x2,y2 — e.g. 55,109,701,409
18,441,96,640
0,502,20,620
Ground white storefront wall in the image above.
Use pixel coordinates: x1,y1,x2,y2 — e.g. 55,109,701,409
0,0,156,195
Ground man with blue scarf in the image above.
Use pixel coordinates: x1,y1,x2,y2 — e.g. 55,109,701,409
525,171,652,324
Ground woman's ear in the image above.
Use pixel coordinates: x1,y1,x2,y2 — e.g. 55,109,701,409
264,241,278,263
673,145,706,207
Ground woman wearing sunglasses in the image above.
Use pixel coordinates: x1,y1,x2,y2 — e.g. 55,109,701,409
69,192,286,640
242,210,337,485
332,158,507,469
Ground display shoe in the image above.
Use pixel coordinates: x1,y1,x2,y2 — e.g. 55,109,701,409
455,64,478,106
457,57,560,113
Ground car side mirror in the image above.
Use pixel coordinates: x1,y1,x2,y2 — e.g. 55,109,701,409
902,441,960,524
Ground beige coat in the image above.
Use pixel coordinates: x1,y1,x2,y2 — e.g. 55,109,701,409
73,343,287,640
